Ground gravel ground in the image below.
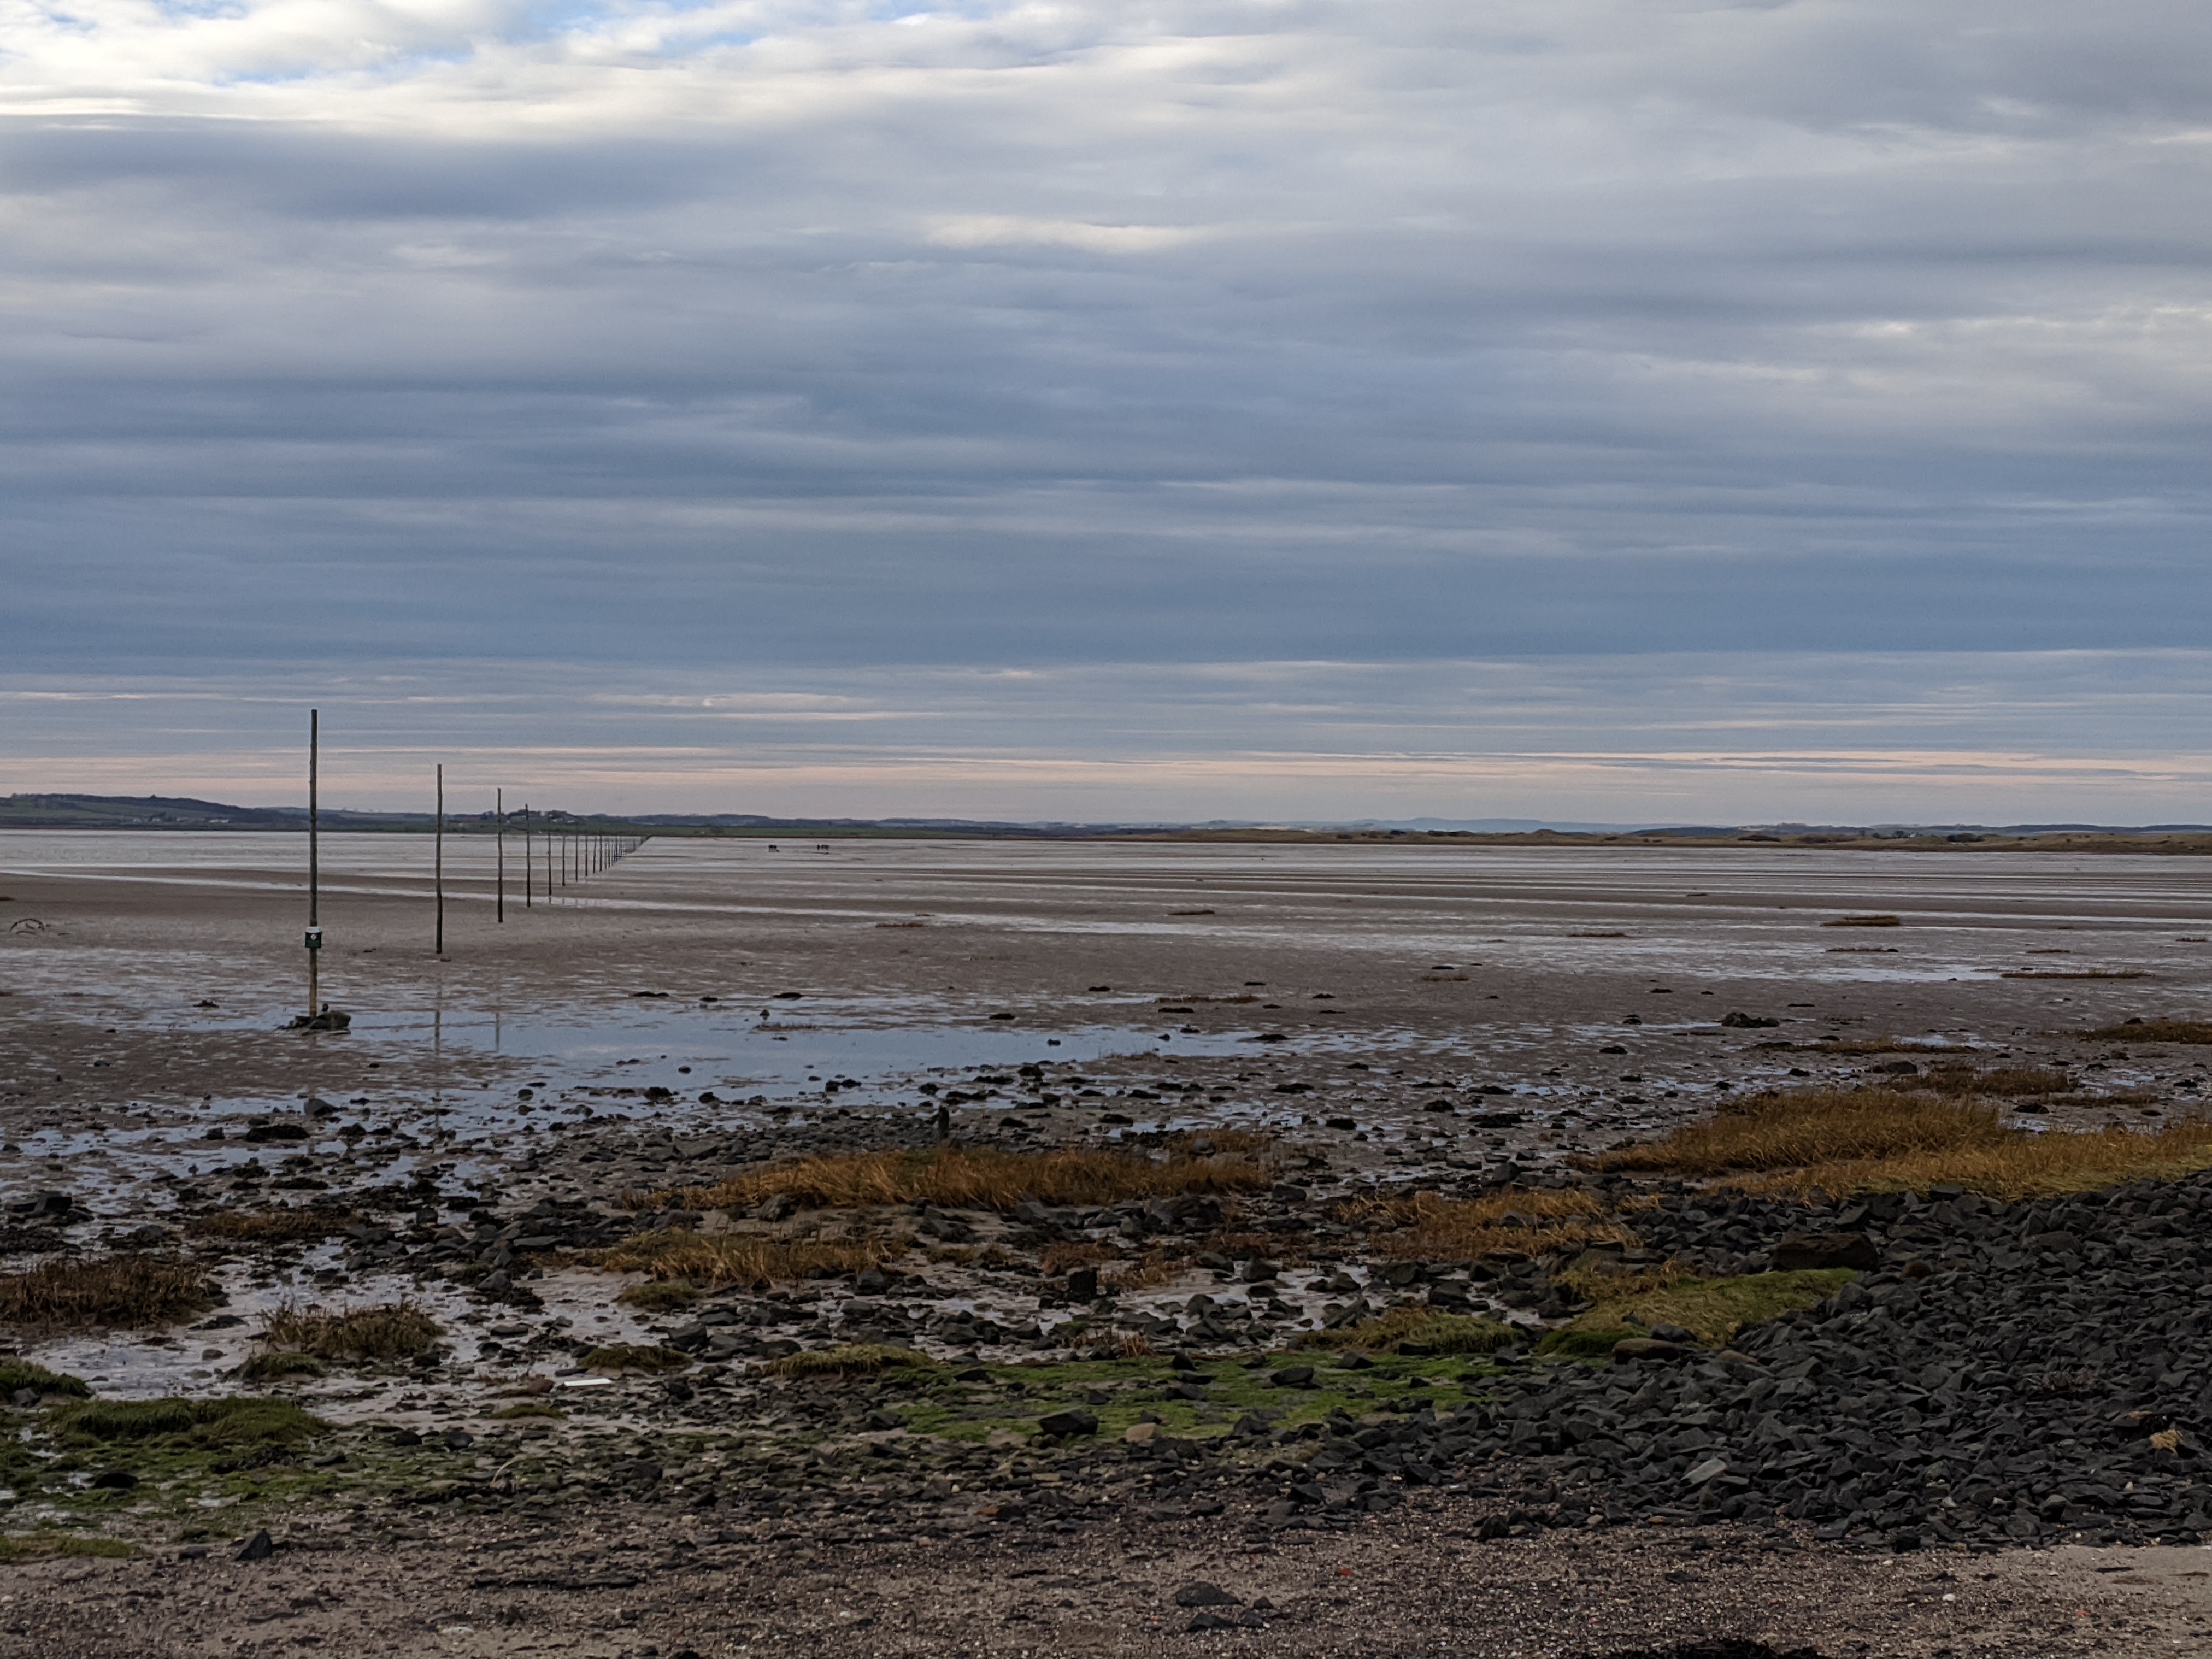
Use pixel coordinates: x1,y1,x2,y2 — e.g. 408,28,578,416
3,1496,2202,1658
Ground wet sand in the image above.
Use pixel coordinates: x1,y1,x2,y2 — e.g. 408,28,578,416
7,833,2212,1655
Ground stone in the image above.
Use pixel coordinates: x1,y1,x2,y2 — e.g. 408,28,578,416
1125,1422,1160,1444
1269,1366,1316,1389
236,1530,275,1562
89,1470,137,1490
1038,1408,1098,1438
1174,1582,1242,1608
1685,1458,1728,1487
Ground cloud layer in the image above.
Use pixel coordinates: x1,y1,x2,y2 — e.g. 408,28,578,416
4,2,2209,816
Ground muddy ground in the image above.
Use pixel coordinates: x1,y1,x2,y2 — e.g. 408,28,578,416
6,834,2212,1655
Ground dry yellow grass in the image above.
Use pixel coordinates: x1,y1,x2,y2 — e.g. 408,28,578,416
1357,1188,1640,1262
648,1145,1272,1214
191,1209,355,1243
1038,1240,1118,1275
599,1229,904,1289
0,1256,217,1329
258,1301,440,1360
1911,1063,2079,1098
1103,1250,1177,1292
1591,1086,2212,1200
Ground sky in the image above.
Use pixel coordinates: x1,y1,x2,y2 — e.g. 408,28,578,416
3,1,2210,824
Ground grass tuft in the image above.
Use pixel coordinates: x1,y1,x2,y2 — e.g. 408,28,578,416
644,1144,1272,1214
257,1302,439,1361
238,1351,326,1381
615,1279,701,1311
55,1397,323,1448
599,1231,901,1290
1551,1270,1859,1349
1295,1307,1520,1356
1357,1188,1640,1261
1589,1086,2212,1199
763,1344,938,1378
191,1209,353,1243
0,1256,218,1329
0,1359,91,1398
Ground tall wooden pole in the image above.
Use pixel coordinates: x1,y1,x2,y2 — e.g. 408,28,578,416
435,763,445,956
306,709,320,1021
522,803,531,908
496,787,505,923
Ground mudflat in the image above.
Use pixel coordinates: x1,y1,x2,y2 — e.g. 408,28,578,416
5,833,2212,1657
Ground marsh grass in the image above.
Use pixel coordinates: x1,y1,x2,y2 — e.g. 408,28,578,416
642,1144,1273,1214
0,1359,90,1398
1102,1250,1176,1292
1590,1086,2212,1199
55,1397,323,1449
1547,1269,1860,1350
600,1231,903,1289
238,1351,326,1381
257,1302,440,1361
192,1209,353,1243
615,1279,702,1311
2085,1019,2212,1044
1911,1063,2080,1098
1293,1308,1519,1356
1552,1255,1686,1305
0,1256,217,1329
1356,1188,1640,1261
1038,1240,1118,1275
763,1344,937,1378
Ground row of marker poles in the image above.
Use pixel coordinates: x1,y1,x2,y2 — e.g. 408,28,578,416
300,712,656,1005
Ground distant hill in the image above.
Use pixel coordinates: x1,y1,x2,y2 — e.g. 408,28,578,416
3,793,2209,847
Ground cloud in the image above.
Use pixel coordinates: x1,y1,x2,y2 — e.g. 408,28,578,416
2,1,2210,815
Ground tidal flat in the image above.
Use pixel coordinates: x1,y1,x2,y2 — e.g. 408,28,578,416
7,834,2212,1656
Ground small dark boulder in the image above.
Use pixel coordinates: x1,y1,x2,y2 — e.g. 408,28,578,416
236,1529,275,1562
1038,1408,1098,1438
1174,1582,1242,1608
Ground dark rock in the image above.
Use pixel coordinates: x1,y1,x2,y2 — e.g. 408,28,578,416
235,1530,275,1563
1174,1582,1242,1608
1719,1012,1780,1028
1269,1366,1316,1389
90,1469,138,1490
1038,1408,1098,1437
1611,1339,1690,1364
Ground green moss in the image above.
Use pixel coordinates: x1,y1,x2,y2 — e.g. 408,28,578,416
0,1360,91,1398
238,1351,326,1381
55,1397,326,1449
1535,1324,1644,1359
1558,1269,1860,1349
490,1402,566,1420
0,1533,133,1562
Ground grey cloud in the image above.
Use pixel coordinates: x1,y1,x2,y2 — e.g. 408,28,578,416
2,0,2209,813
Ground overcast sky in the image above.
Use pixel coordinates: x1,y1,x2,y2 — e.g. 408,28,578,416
4,1,2209,822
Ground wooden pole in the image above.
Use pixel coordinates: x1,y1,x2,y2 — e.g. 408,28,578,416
435,763,445,956
522,803,531,908
496,787,505,924
306,708,320,1022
